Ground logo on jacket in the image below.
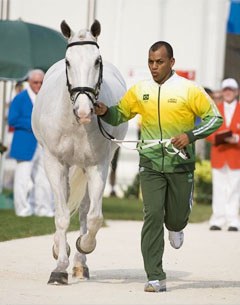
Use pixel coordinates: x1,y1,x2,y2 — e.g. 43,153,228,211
168,98,177,103
143,94,149,101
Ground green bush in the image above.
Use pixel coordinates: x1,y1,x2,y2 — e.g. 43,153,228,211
194,159,212,204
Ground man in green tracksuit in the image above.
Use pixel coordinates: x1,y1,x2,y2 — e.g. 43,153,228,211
95,41,223,292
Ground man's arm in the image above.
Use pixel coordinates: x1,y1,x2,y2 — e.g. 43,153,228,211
186,86,223,143
94,98,134,126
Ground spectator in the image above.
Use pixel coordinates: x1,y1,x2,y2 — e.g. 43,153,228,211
8,81,24,132
8,69,54,217
212,90,223,104
206,78,240,231
15,81,24,94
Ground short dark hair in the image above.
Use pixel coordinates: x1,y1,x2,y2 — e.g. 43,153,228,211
149,41,174,58
204,87,213,95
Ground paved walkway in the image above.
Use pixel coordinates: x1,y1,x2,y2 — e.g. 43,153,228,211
0,220,239,305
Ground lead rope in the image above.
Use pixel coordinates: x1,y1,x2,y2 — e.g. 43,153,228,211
96,116,115,140
96,117,190,160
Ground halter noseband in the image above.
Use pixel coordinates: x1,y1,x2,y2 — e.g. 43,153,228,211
65,41,103,106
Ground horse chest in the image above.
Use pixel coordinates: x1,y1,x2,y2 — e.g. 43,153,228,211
53,129,108,167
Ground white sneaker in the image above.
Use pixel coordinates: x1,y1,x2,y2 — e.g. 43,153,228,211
168,230,184,249
144,279,166,292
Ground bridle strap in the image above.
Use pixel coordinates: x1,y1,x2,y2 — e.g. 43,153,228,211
74,89,96,106
65,40,102,105
67,41,99,49
97,116,115,140
71,86,96,95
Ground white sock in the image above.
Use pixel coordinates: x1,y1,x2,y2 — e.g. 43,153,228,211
149,280,159,284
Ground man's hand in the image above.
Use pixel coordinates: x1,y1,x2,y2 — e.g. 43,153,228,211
171,133,189,150
94,102,108,116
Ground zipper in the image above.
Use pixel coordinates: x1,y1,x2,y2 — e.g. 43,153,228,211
157,85,165,172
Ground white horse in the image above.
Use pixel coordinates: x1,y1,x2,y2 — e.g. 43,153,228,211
32,20,128,285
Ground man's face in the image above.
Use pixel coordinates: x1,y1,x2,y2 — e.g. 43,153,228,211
148,46,175,84
222,88,239,104
29,73,44,94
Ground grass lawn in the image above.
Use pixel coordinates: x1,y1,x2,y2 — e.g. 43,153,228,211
0,196,211,242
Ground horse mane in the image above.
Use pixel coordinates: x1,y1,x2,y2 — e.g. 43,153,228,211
73,29,96,42
78,29,88,39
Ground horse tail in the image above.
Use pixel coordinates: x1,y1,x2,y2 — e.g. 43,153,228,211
68,166,87,216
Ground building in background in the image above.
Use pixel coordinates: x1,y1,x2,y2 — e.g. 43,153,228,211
224,0,240,85
6,0,230,89
0,0,234,196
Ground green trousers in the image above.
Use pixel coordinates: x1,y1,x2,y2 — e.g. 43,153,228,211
139,167,194,281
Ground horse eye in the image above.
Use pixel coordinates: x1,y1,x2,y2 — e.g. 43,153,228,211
66,59,70,67
95,57,101,66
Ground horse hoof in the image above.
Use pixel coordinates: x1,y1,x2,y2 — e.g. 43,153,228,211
72,266,90,280
47,272,68,285
76,235,96,254
52,243,71,260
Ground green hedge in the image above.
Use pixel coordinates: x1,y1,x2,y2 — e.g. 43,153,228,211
194,160,212,204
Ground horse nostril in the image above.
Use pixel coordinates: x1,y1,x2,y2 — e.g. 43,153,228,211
91,108,93,114
73,108,79,118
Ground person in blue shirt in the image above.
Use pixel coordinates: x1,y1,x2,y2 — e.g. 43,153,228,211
8,69,54,217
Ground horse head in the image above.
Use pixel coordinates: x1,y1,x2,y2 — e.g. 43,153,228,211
61,20,102,124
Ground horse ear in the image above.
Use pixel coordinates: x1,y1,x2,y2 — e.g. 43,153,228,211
60,20,72,39
90,20,101,38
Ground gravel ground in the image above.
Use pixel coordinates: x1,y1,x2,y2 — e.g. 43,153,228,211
0,220,240,305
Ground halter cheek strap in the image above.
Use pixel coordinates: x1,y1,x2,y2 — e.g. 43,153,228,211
65,41,103,105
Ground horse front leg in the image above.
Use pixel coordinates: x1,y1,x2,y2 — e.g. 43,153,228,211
43,152,71,285
72,189,90,280
75,165,106,255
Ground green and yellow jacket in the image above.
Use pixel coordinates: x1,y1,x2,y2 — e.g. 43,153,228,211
101,72,223,173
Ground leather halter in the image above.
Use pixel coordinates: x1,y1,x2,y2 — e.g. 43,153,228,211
65,41,103,106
